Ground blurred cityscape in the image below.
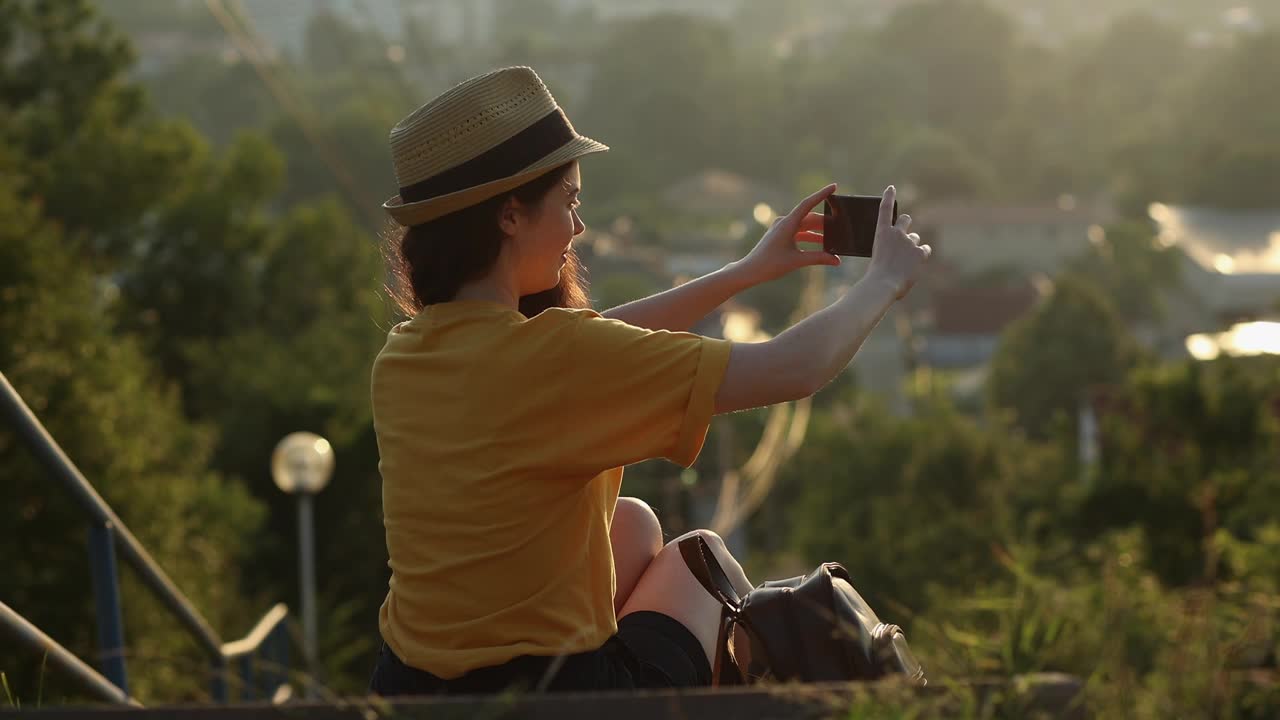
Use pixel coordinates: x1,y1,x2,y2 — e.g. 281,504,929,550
102,0,1280,415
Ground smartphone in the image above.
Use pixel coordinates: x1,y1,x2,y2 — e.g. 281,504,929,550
824,194,898,257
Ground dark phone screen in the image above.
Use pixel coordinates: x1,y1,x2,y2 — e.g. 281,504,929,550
823,194,899,257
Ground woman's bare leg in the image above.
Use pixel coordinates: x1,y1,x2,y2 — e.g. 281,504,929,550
617,529,752,667
610,497,664,615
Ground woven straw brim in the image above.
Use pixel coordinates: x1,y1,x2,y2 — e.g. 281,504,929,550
383,135,608,226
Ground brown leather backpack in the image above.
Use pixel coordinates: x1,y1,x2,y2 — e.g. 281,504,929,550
679,535,926,686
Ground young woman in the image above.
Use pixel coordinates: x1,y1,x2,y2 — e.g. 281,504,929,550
368,67,930,695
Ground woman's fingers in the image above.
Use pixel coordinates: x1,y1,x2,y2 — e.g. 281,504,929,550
800,247,841,265
894,213,913,233
798,212,824,233
790,184,837,221
795,230,824,244
878,185,897,228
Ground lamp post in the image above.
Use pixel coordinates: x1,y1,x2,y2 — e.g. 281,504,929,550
271,432,334,699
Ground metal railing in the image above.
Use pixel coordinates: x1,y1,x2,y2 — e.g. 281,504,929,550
0,370,294,705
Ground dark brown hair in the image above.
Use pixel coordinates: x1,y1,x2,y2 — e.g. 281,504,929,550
382,162,590,319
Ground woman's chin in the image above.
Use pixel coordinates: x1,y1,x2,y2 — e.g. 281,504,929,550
528,274,560,295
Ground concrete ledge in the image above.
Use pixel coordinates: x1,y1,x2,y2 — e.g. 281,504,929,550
12,673,1086,719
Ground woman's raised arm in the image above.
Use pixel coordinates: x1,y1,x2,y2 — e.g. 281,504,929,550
714,186,930,415
601,184,842,332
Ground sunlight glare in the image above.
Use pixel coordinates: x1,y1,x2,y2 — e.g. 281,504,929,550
1186,322,1280,360
1225,322,1280,356
1185,334,1220,361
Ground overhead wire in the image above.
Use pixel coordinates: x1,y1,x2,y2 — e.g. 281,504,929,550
203,0,386,227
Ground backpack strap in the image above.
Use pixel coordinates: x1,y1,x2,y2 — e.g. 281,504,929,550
678,534,742,610
678,535,747,687
712,607,743,686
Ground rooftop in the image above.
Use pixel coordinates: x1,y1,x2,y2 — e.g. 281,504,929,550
929,283,1044,335
915,199,1114,227
1149,202,1280,276
662,169,790,218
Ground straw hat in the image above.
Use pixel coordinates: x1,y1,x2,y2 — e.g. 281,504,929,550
383,67,609,226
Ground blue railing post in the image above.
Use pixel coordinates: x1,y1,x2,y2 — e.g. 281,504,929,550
239,653,255,701
263,627,281,698
276,624,290,697
87,522,128,694
210,655,228,703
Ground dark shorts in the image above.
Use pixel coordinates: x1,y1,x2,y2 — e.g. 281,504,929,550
368,611,711,695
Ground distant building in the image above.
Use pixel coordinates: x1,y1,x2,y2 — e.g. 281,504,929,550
1148,203,1280,330
914,200,1115,277
662,169,791,221
922,282,1044,369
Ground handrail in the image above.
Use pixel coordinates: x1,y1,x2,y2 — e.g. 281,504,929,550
222,604,288,657
1,370,295,704
0,602,141,707
0,372,223,657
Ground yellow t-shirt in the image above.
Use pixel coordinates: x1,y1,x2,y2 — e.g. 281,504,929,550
370,299,732,679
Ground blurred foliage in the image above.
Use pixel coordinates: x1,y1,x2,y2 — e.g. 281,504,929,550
987,276,1143,439
1063,221,1185,326
4,0,1280,715
0,174,268,703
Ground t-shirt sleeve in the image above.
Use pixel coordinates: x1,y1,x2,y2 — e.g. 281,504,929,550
554,312,732,472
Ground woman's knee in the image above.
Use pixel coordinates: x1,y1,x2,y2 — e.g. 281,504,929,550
671,528,728,558
684,528,725,550
613,497,663,555
612,498,664,612
669,528,751,596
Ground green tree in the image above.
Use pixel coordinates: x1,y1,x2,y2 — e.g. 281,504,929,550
1162,30,1280,209
144,57,276,147
1186,144,1280,210
875,0,1016,153
1063,221,1186,326
1078,357,1280,586
987,276,1142,439
781,28,923,187
2,0,391,700
580,14,779,198
777,397,1067,611
0,176,265,704
0,0,204,268
875,126,999,204
1074,13,1194,181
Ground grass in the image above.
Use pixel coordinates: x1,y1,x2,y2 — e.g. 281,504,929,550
2,670,14,708
2,652,48,709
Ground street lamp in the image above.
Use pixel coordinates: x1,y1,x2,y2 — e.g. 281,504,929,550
271,432,334,699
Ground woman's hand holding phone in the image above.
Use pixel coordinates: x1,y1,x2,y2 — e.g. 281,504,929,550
715,185,932,415
865,186,931,300
730,184,843,288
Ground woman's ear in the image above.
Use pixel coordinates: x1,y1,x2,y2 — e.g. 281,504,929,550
498,196,522,237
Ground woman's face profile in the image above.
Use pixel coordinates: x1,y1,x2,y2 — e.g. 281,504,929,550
512,161,586,296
